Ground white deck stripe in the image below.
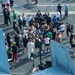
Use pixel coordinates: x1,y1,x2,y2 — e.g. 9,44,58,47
14,3,75,8
11,72,26,74
0,11,75,16
15,10,75,15
37,4,75,7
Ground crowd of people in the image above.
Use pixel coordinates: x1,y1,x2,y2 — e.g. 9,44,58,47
0,0,75,70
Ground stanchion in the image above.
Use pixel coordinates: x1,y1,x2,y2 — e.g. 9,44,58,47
38,39,42,65
39,47,42,65
31,53,34,68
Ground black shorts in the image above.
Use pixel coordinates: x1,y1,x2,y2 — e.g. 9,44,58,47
35,44,39,48
61,30,64,32
71,44,75,48
45,44,49,46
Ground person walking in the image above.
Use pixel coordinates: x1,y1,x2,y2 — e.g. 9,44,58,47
27,38,35,60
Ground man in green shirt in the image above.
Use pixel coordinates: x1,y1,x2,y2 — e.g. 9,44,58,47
13,11,18,20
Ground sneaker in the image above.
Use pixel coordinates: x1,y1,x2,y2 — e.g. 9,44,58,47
31,57,34,60
74,53,75,56
28,58,30,60
12,66,14,69
35,53,38,56
48,50,50,52
44,50,47,53
41,51,43,54
16,60,19,63
36,4,38,6
32,2,33,4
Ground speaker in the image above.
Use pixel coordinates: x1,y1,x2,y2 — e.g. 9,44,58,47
38,64,45,70
46,61,52,68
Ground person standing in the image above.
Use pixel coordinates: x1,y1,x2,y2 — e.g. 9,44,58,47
13,11,18,20
65,4,69,18
1,1,5,12
23,36,28,53
44,35,50,52
27,38,35,60
14,33,20,48
46,14,51,25
36,10,42,18
7,49,14,68
28,14,33,26
57,4,62,15
10,0,14,11
22,13,27,27
3,8,11,25
56,11,60,21
52,15,58,27
35,0,39,5
23,27,28,38
66,23,70,37
70,25,73,33
59,22,65,38
18,15,23,30
55,33,62,43
12,42,18,63
26,0,29,5
5,0,10,10
6,33,11,47
3,7,7,24
13,19,17,30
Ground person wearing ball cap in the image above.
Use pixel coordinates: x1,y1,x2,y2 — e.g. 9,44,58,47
13,42,16,45
12,41,18,63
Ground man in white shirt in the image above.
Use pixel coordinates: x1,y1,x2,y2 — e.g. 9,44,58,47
59,22,65,37
23,27,28,38
56,11,60,21
22,13,27,27
44,36,50,52
28,15,33,26
28,15,32,22
27,38,35,60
